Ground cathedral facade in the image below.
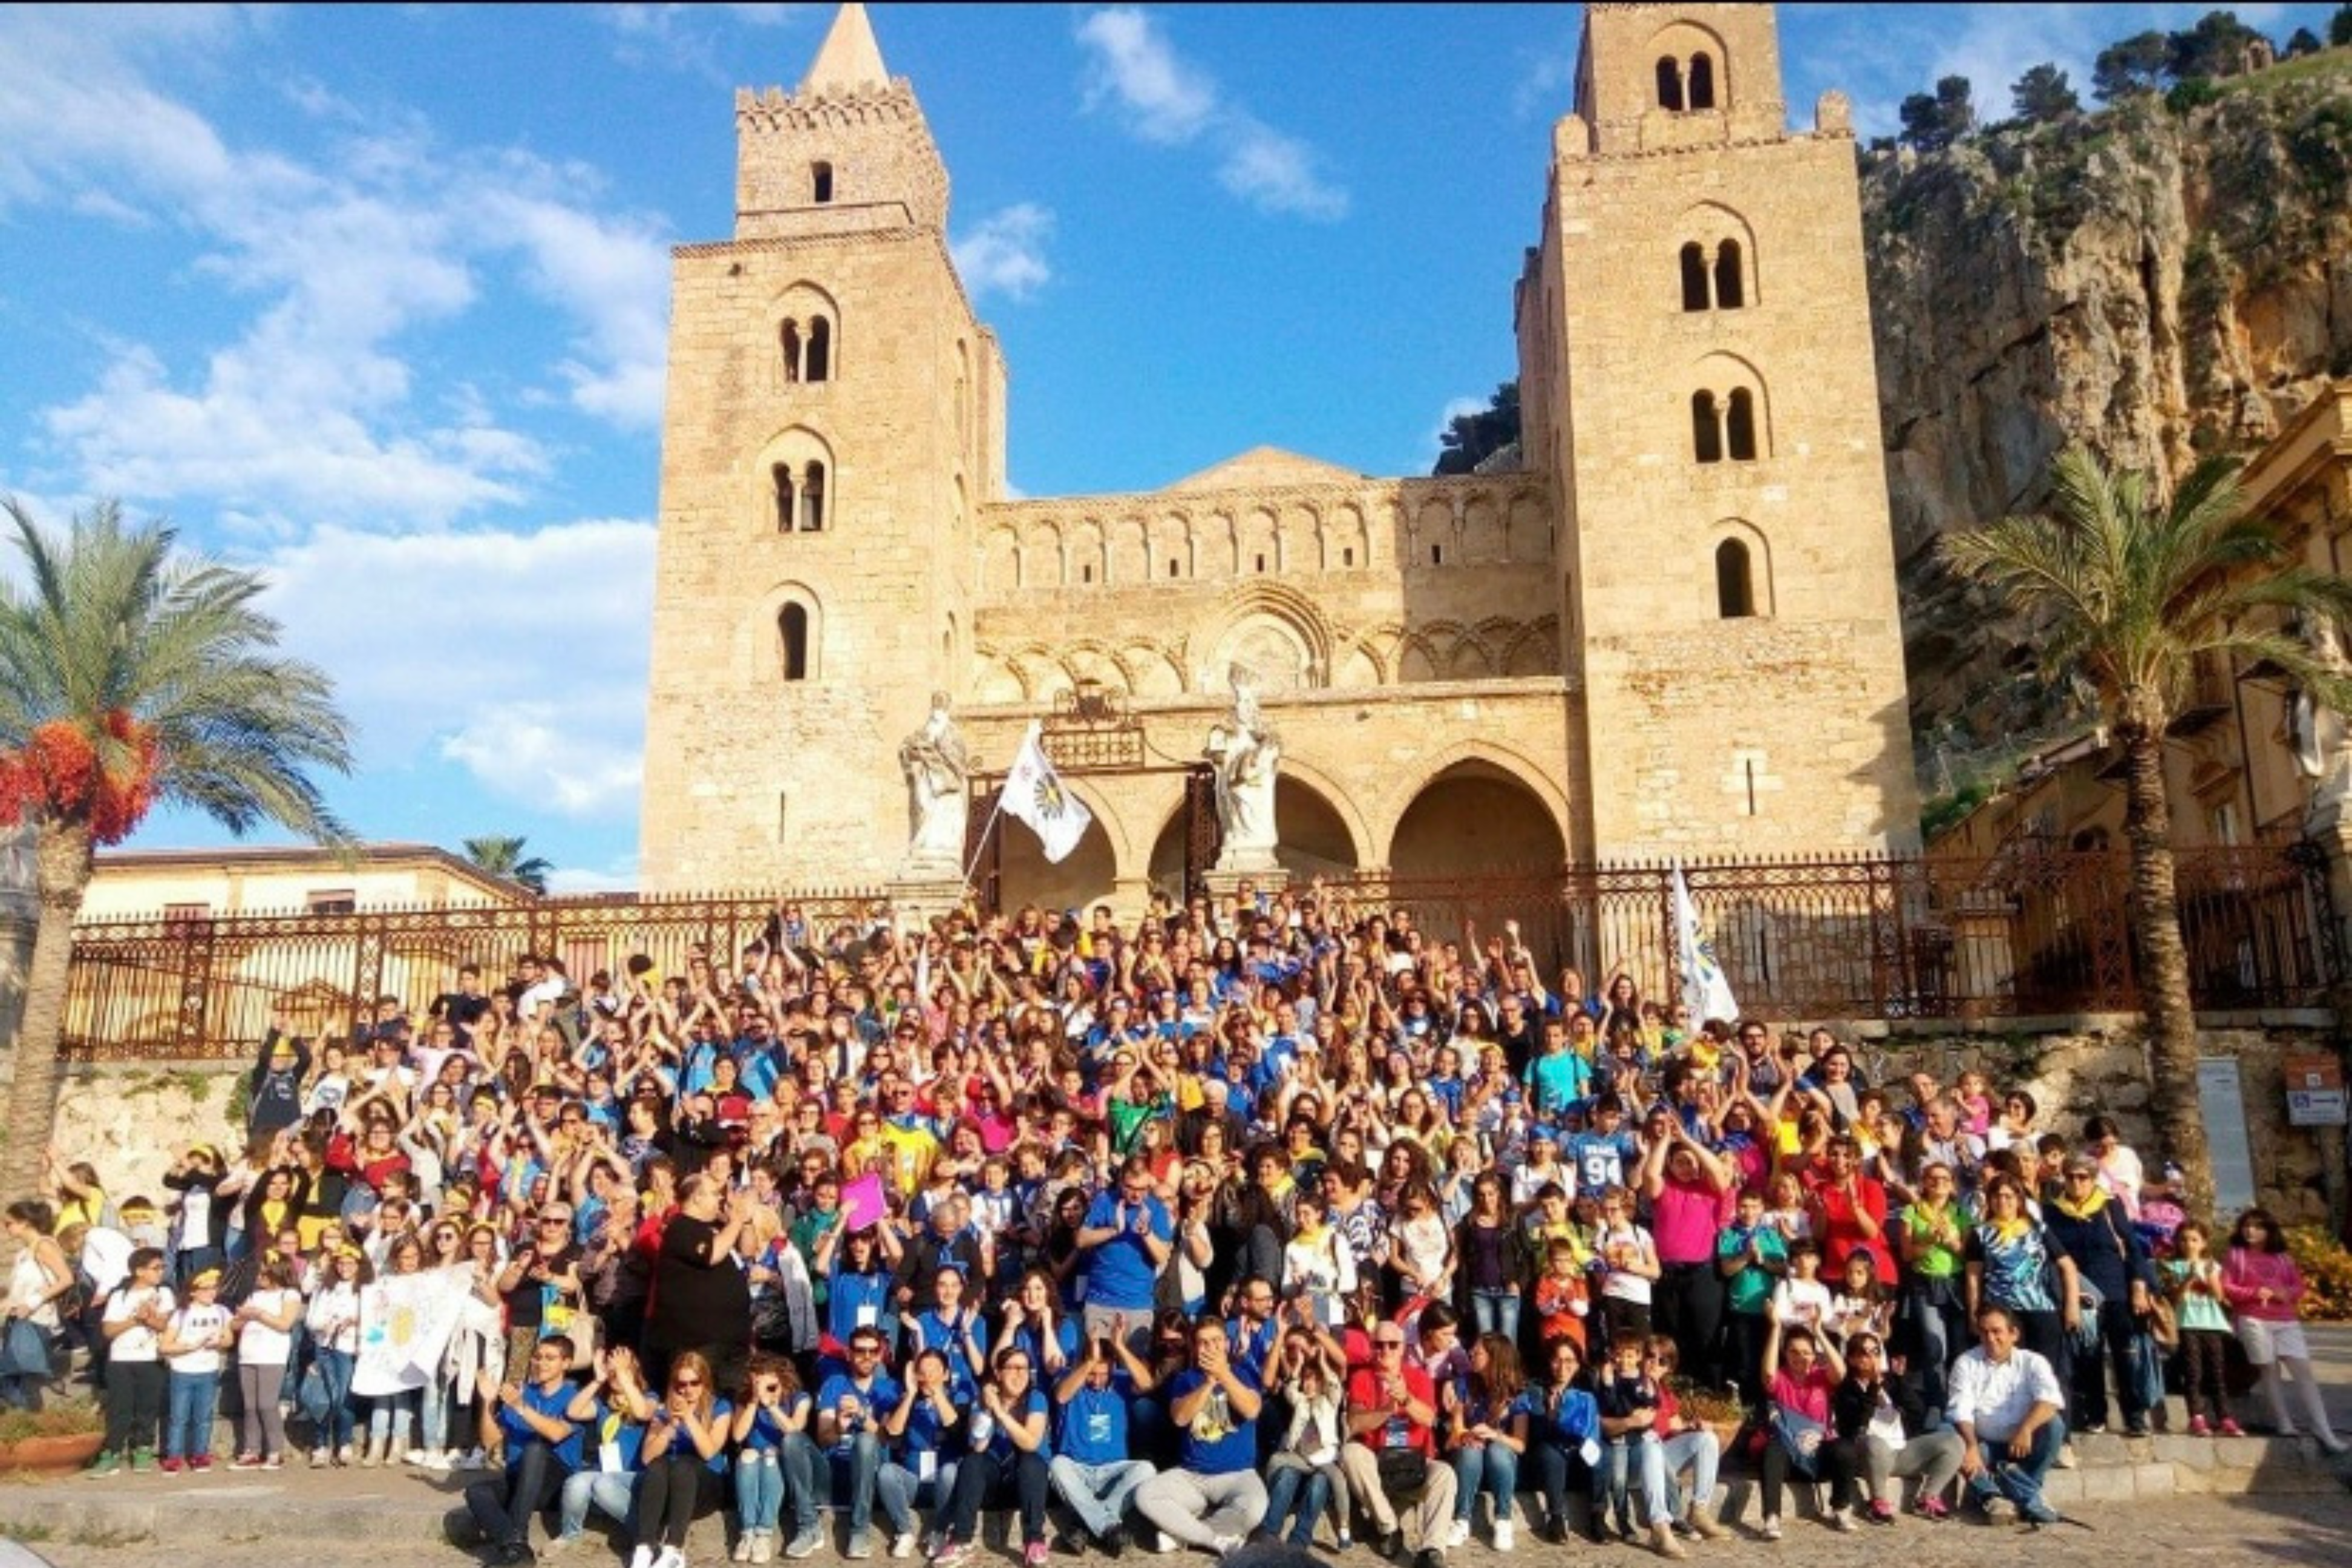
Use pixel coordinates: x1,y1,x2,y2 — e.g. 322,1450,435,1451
639,3,1921,908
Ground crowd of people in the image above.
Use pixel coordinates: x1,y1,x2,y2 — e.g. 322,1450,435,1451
3,884,2346,1568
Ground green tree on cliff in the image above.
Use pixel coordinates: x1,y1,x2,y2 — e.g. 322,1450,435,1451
2095,31,2172,100
1899,75,1976,151
1942,451,2352,1218
0,500,351,1209
2011,63,2082,124
2166,10,2269,80
2332,4,2352,48
1432,382,1520,477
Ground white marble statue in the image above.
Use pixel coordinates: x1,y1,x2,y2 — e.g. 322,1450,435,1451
2290,615,2352,817
1206,664,1281,871
898,692,971,872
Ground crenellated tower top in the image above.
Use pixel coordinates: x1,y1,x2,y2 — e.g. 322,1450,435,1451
734,3,949,239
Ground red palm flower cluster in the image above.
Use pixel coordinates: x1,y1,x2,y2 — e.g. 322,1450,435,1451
0,710,158,845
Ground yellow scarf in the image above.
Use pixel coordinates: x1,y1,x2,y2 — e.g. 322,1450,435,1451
1986,1215,2031,1244
2053,1187,2110,1223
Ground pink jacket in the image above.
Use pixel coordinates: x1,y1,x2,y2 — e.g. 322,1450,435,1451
2221,1247,2304,1322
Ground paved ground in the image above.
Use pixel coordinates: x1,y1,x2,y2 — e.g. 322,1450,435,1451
2,1327,2345,1567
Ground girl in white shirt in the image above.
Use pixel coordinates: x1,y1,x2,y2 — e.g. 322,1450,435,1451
94,1248,174,1471
158,1270,236,1471
305,1246,369,1466
231,1254,305,1469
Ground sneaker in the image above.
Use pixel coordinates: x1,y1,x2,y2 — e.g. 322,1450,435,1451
459,1446,491,1470
789,1530,823,1561
189,1454,213,1472
2078,1422,2108,1437
1757,1515,1782,1543
130,1449,156,1473
2218,1418,2246,1437
423,1449,453,1472
2125,1422,2151,1439
2188,1416,2212,1437
83,1449,122,1477
849,1530,877,1561
1914,1496,1950,1522
1980,1494,2016,1526
654,1549,688,1568
159,1456,184,1474
405,1448,431,1466
1336,1534,1353,1553
1445,1520,1470,1550
229,1453,263,1471
1025,1542,1052,1568
891,1537,917,1561
311,1446,331,1469
2053,1442,2077,1470
1492,1520,1515,1553
734,1534,756,1564
1154,1534,1177,1556
336,1443,355,1467
1867,1500,1895,1525
929,1542,967,1568
540,1539,576,1561
1826,1509,1855,1533
630,1547,656,1568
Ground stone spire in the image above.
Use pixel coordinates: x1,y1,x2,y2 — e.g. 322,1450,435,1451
800,4,890,95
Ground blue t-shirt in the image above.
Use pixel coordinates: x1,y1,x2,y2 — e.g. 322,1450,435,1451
1528,1051,1593,1118
1005,1316,1080,1377
1081,1193,1172,1310
739,1392,812,1454
828,1266,894,1347
1224,1315,1280,1385
499,1380,584,1474
1056,1382,1128,1466
817,1371,901,1459
1567,1129,1639,1194
585,1398,645,1471
1168,1367,1258,1475
899,1384,962,1466
912,1307,990,1390
647,1397,733,1473
975,1385,1051,1464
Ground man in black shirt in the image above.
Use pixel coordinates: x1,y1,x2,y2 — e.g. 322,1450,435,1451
645,1172,753,1392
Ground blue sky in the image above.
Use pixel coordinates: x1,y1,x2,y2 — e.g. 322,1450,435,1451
1,2,2338,893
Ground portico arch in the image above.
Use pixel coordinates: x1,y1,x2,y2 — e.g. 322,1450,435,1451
995,780,1122,916
1146,766,1368,894
1388,758,1569,875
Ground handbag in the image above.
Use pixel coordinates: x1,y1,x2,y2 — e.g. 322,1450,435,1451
1771,1406,1828,1480
1375,1444,1431,1501
0,1318,48,1377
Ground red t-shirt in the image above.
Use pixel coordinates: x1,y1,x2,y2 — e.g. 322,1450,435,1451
1347,1362,1439,1458
1804,1172,1894,1285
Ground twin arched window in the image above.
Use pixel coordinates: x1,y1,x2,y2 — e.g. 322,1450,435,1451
773,460,828,532
780,316,832,384
1679,240,1746,312
1656,52,1719,112
1691,389,1759,464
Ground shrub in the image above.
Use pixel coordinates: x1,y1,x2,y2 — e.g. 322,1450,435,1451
0,1403,103,1443
2285,1224,2352,1321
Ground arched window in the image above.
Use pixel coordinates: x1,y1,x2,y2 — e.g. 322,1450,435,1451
1691,392,1723,464
799,461,828,532
1656,56,1684,111
1726,388,1758,461
811,162,835,204
1714,241,1745,309
1680,243,1710,312
1688,53,1717,110
805,318,832,383
1716,539,1756,618
772,464,796,531
780,604,811,680
780,321,802,384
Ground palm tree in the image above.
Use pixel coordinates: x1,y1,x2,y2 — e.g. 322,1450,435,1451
1943,446,2352,1216
462,834,552,896
0,499,353,1205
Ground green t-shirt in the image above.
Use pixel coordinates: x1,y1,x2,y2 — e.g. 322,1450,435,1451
1716,1221,1787,1315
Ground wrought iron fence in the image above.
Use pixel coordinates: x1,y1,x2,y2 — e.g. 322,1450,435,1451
60,887,888,1062
59,844,2336,1060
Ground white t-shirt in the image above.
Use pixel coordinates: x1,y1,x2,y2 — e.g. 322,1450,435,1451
238,1287,302,1367
165,1301,234,1375
103,1284,175,1364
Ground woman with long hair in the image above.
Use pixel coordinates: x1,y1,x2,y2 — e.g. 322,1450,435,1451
1445,1331,1530,1550
731,1350,822,1563
2223,1206,2346,1452
1962,1175,2076,1388
1454,1171,1523,1342
932,1344,1054,1568
632,1350,733,1568
305,1244,370,1466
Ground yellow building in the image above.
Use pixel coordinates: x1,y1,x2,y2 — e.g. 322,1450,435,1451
79,842,528,921
639,3,1922,908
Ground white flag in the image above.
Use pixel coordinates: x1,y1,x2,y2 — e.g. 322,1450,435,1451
1002,720,1092,863
1673,861,1740,1028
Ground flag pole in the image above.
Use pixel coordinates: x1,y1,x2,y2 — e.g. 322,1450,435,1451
959,788,1010,892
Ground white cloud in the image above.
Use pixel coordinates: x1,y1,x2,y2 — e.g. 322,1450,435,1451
1074,7,1349,221
0,5,671,528
952,204,1056,302
255,519,658,822
1428,395,1485,465
1514,50,1577,120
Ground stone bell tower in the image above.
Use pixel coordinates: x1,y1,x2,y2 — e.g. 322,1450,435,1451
639,4,1006,892
1519,1,1921,857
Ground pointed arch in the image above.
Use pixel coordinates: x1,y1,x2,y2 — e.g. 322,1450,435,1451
1380,742,1573,874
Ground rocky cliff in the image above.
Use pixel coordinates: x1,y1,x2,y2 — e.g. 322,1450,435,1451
1864,55,2352,784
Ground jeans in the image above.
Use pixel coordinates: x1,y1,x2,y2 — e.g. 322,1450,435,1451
315,1347,357,1449
831,1433,897,1540
420,1374,452,1454
1898,1278,1966,1423
1601,1434,1670,1531
166,1369,222,1461
104,1360,166,1455
1658,1429,1719,1520
939,1448,1050,1549
1965,1417,2066,1521
560,1469,639,1539
466,1442,564,1550
1261,1454,1341,1546
1048,1457,1155,1540
1530,1439,1596,1532
1470,1290,1521,1344
739,1436,823,1535
1451,1442,1520,1522
878,1460,950,1541
2072,1298,2147,1429
1856,1429,1964,1508
367,1388,416,1451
